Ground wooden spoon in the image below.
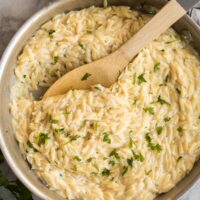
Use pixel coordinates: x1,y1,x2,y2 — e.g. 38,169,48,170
43,0,198,99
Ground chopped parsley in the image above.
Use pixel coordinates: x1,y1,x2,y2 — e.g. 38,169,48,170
49,115,59,124
129,138,134,148
69,135,80,142
122,166,128,176
103,132,111,144
165,74,170,83
54,128,64,134
149,143,162,152
143,107,154,115
90,120,98,130
132,99,137,106
157,96,170,105
81,73,91,81
165,40,176,44
127,157,133,167
156,126,163,135
48,29,55,38
101,168,110,176
138,73,147,85
109,149,120,160
94,86,101,91
164,117,171,122
145,169,152,175
92,163,99,172
38,133,50,146
176,88,181,94
109,160,115,166
71,165,77,172
65,111,71,115
87,30,92,34
177,127,183,132
53,56,59,64
145,133,162,152
177,156,183,162
23,75,26,78
86,157,93,163
74,156,81,162
27,140,34,149
154,63,160,72
79,43,85,50
133,73,136,84
132,151,144,162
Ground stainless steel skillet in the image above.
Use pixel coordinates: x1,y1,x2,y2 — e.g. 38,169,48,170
0,0,200,200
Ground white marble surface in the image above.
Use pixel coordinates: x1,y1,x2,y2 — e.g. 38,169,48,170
0,0,200,199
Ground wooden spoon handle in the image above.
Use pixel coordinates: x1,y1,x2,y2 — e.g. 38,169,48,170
118,0,186,61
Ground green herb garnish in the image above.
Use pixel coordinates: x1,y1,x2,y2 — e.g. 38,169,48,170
157,96,170,105
154,63,160,72
164,117,171,122
54,128,64,134
177,127,183,132
122,166,128,176
74,156,81,162
94,86,101,91
101,168,110,176
38,133,50,146
127,157,133,167
103,132,111,144
156,126,163,135
143,107,154,115
81,73,91,81
176,88,181,94
132,151,144,162
92,163,99,172
71,165,77,172
86,157,93,163
49,115,59,124
132,99,137,106
145,133,151,143
165,40,176,44
149,143,162,152
79,43,85,50
90,120,98,130
65,111,71,115
23,75,26,78
27,140,34,149
145,169,152,175
109,160,115,166
129,138,134,148
109,149,120,160
69,135,80,142
145,133,162,152
48,29,55,38
133,73,136,84
138,73,147,85
165,74,170,83
177,156,183,162
53,56,59,64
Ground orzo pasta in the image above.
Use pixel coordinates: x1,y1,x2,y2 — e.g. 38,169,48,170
10,6,200,200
